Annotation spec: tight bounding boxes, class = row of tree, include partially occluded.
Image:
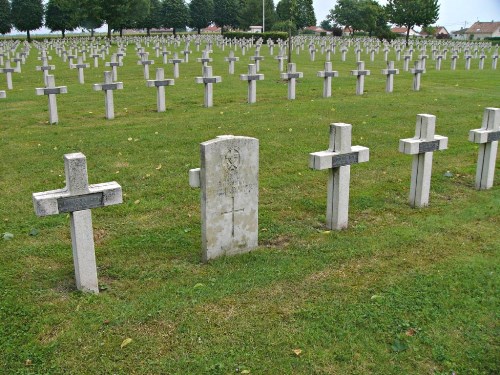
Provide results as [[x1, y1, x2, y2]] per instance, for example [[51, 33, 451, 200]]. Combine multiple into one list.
[[0, 0, 317, 41], [322, 0, 440, 45]]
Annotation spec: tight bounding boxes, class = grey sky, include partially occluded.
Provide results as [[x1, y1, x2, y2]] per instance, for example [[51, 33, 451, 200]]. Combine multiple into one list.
[[313, 0, 500, 31]]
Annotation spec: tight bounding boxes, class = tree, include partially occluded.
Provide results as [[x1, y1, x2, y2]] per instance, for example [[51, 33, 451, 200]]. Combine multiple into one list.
[[11, 0, 44, 42], [45, 0, 80, 38], [161, 0, 189, 36], [213, 0, 239, 33], [189, 0, 213, 34], [100, 0, 149, 37], [79, 0, 103, 37], [0, 0, 12, 35], [386, 0, 439, 46], [238, 0, 276, 31], [329, 0, 366, 35], [137, 0, 162, 36], [276, 0, 314, 29]]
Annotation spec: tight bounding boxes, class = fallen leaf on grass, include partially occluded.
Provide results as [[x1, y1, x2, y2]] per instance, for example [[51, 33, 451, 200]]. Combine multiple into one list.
[[155, 164, 162, 170], [292, 348, 302, 356], [120, 338, 133, 348], [405, 328, 417, 336]]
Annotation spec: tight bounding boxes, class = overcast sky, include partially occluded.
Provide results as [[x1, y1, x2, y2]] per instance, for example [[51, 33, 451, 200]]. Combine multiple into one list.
[[314, 0, 500, 31]]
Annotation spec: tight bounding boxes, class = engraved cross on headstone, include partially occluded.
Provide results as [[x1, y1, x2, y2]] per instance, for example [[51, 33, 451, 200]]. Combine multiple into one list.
[[309, 123, 369, 230], [32, 153, 122, 293], [469, 107, 500, 190], [399, 114, 448, 208]]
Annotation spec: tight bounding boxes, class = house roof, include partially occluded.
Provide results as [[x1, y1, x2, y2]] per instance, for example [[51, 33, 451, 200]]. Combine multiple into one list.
[[202, 26, 221, 32], [305, 26, 327, 33], [466, 21, 500, 34], [451, 27, 468, 35], [436, 26, 448, 34]]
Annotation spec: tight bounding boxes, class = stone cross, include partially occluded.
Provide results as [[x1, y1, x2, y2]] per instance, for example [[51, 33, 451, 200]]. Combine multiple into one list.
[[309, 46, 316, 61], [146, 68, 174, 112], [12, 53, 22, 72], [492, 54, 498, 70], [105, 54, 123, 81], [197, 50, 213, 69], [138, 53, 154, 80], [280, 63, 303, 100], [350, 61, 370, 95], [169, 53, 183, 79], [189, 135, 259, 262], [469, 107, 500, 190], [91, 51, 101, 68], [240, 64, 264, 104], [317, 61, 339, 98], [410, 60, 425, 91], [93, 71, 124, 120], [478, 54, 486, 70], [182, 48, 192, 62], [403, 54, 411, 71], [419, 54, 428, 70], [161, 47, 171, 64], [36, 61, 56, 85], [70, 56, 90, 84], [341, 46, 347, 61], [0, 60, 16, 89], [465, 54, 472, 70], [35, 75, 68, 124], [309, 123, 369, 230], [0, 90, 5, 98], [32, 152, 122, 293], [275, 54, 287, 72], [250, 49, 264, 71], [435, 55, 443, 71], [381, 61, 399, 93], [224, 50, 239, 74], [195, 66, 222, 108], [451, 54, 458, 70], [399, 114, 448, 208]]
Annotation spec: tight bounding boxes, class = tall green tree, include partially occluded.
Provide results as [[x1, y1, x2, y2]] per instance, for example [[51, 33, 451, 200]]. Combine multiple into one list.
[[238, 0, 276, 31], [386, 0, 439, 45], [45, 0, 80, 38], [189, 0, 213, 34], [161, 0, 189, 35], [99, 0, 150, 37], [79, 0, 103, 36], [137, 0, 162, 36], [0, 0, 12, 35], [276, 0, 314, 29], [213, 0, 239, 33], [11, 0, 44, 42], [329, 0, 365, 35]]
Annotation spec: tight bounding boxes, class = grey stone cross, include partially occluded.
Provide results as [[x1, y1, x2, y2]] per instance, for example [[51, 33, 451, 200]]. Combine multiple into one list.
[[350, 61, 370, 95], [195, 66, 222, 107], [317, 61, 339, 98], [146, 68, 174, 112], [35, 75, 68, 124], [240, 64, 264, 104], [93, 71, 124, 120]]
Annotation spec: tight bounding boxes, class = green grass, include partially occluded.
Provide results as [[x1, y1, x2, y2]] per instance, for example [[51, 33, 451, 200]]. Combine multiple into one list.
[[0, 37, 499, 374]]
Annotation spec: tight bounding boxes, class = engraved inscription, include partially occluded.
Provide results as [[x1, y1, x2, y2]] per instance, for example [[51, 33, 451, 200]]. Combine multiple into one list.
[[204, 78, 218, 83], [287, 73, 300, 79], [44, 88, 61, 95], [101, 83, 118, 91], [155, 81, 173, 87], [487, 131, 500, 142], [418, 140, 440, 153], [57, 192, 104, 213], [331, 152, 359, 168]]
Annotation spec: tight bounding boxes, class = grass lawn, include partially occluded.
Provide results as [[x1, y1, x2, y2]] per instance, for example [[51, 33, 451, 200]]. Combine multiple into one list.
[[0, 36, 499, 374]]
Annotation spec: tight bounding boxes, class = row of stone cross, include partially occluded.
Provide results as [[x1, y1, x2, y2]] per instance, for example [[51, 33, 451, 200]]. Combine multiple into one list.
[[32, 108, 500, 293]]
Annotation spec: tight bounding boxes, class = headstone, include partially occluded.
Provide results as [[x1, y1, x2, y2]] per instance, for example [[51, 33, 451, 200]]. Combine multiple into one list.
[[189, 135, 259, 262], [70, 56, 90, 84], [0, 90, 5, 98], [169, 53, 183, 79], [32, 152, 122, 293], [0, 60, 16, 89], [275, 54, 287, 72], [381, 60, 399, 93], [146, 68, 174, 112], [403, 55, 411, 71], [478, 54, 486, 69], [240, 64, 264, 104], [309, 123, 369, 230], [35, 75, 68, 124], [317, 61, 339, 98], [250, 49, 264, 72], [280, 63, 303, 100], [105, 54, 123, 81], [492, 54, 498, 70], [224, 50, 239, 74], [138, 53, 154, 79], [36, 61, 56, 85], [195, 66, 222, 107], [93, 71, 124, 120], [350, 61, 370, 95], [469, 107, 500, 190], [399, 114, 448, 207], [451, 54, 458, 70], [465, 54, 472, 70], [410, 60, 425, 91], [435, 55, 443, 70]]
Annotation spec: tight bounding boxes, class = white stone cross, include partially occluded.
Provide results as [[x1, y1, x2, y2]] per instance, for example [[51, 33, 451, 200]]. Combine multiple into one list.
[[224, 50, 239, 74], [451, 54, 459, 70], [93, 71, 124, 120], [36, 61, 56, 85], [465, 54, 472, 70], [240, 64, 264, 104], [195, 65, 222, 107], [70, 56, 90, 84], [350, 61, 370, 95], [0, 60, 16, 89], [478, 54, 486, 70], [146, 68, 174, 112], [105, 54, 123, 81], [169, 53, 183, 79], [399, 114, 448, 207], [161, 47, 171, 64], [341, 46, 348, 61], [182, 48, 192, 62], [35, 75, 68, 124], [309, 123, 369, 230], [189, 135, 259, 262], [32, 152, 122, 293], [138, 53, 154, 79], [317, 61, 339, 98], [280, 63, 303, 100], [12, 53, 22, 72], [91, 51, 101, 68], [197, 50, 213, 69], [435, 55, 443, 70], [0, 90, 5, 98], [381, 61, 399, 93], [274, 54, 287, 72], [469, 107, 500, 190], [403, 54, 411, 71], [492, 54, 498, 70], [250, 49, 264, 71], [410, 60, 425, 91]]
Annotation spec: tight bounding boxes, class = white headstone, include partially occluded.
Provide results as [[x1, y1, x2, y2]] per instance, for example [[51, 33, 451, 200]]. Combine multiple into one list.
[[32, 153, 122, 293], [280, 63, 303, 100], [317, 61, 339, 98], [350, 61, 370, 95], [240, 64, 264, 104], [195, 66, 222, 108], [189, 135, 259, 262], [35, 75, 68, 124], [93, 71, 124, 120], [381, 61, 399, 93], [146, 68, 175, 112], [399, 114, 448, 207], [469, 107, 500, 190]]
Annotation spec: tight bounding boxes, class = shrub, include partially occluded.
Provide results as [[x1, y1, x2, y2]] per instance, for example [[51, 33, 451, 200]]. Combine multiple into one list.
[[224, 31, 288, 43]]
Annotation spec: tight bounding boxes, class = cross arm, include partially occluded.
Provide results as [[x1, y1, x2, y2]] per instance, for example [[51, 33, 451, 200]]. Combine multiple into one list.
[[309, 146, 369, 170], [195, 76, 222, 84], [36, 65, 55, 71], [146, 79, 175, 88], [33, 181, 122, 217], [398, 135, 448, 154], [240, 74, 264, 81], [317, 71, 339, 78], [35, 86, 68, 95], [381, 69, 399, 75]]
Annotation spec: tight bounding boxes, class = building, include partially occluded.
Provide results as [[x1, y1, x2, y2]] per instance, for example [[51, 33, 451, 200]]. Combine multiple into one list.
[[450, 28, 468, 40], [465, 21, 500, 40], [391, 27, 421, 37], [304, 26, 330, 35]]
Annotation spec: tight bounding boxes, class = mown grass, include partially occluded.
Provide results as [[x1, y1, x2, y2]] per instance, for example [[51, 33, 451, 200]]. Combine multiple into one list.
[[0, 37, 499, 374]]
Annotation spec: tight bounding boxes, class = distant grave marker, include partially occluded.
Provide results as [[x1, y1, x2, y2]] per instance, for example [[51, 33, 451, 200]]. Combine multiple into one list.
[[35, 75, 67, 124]]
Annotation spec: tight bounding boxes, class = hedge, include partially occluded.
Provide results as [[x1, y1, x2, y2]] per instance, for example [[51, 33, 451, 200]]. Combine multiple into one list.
[[223, 31, 288, 43]]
